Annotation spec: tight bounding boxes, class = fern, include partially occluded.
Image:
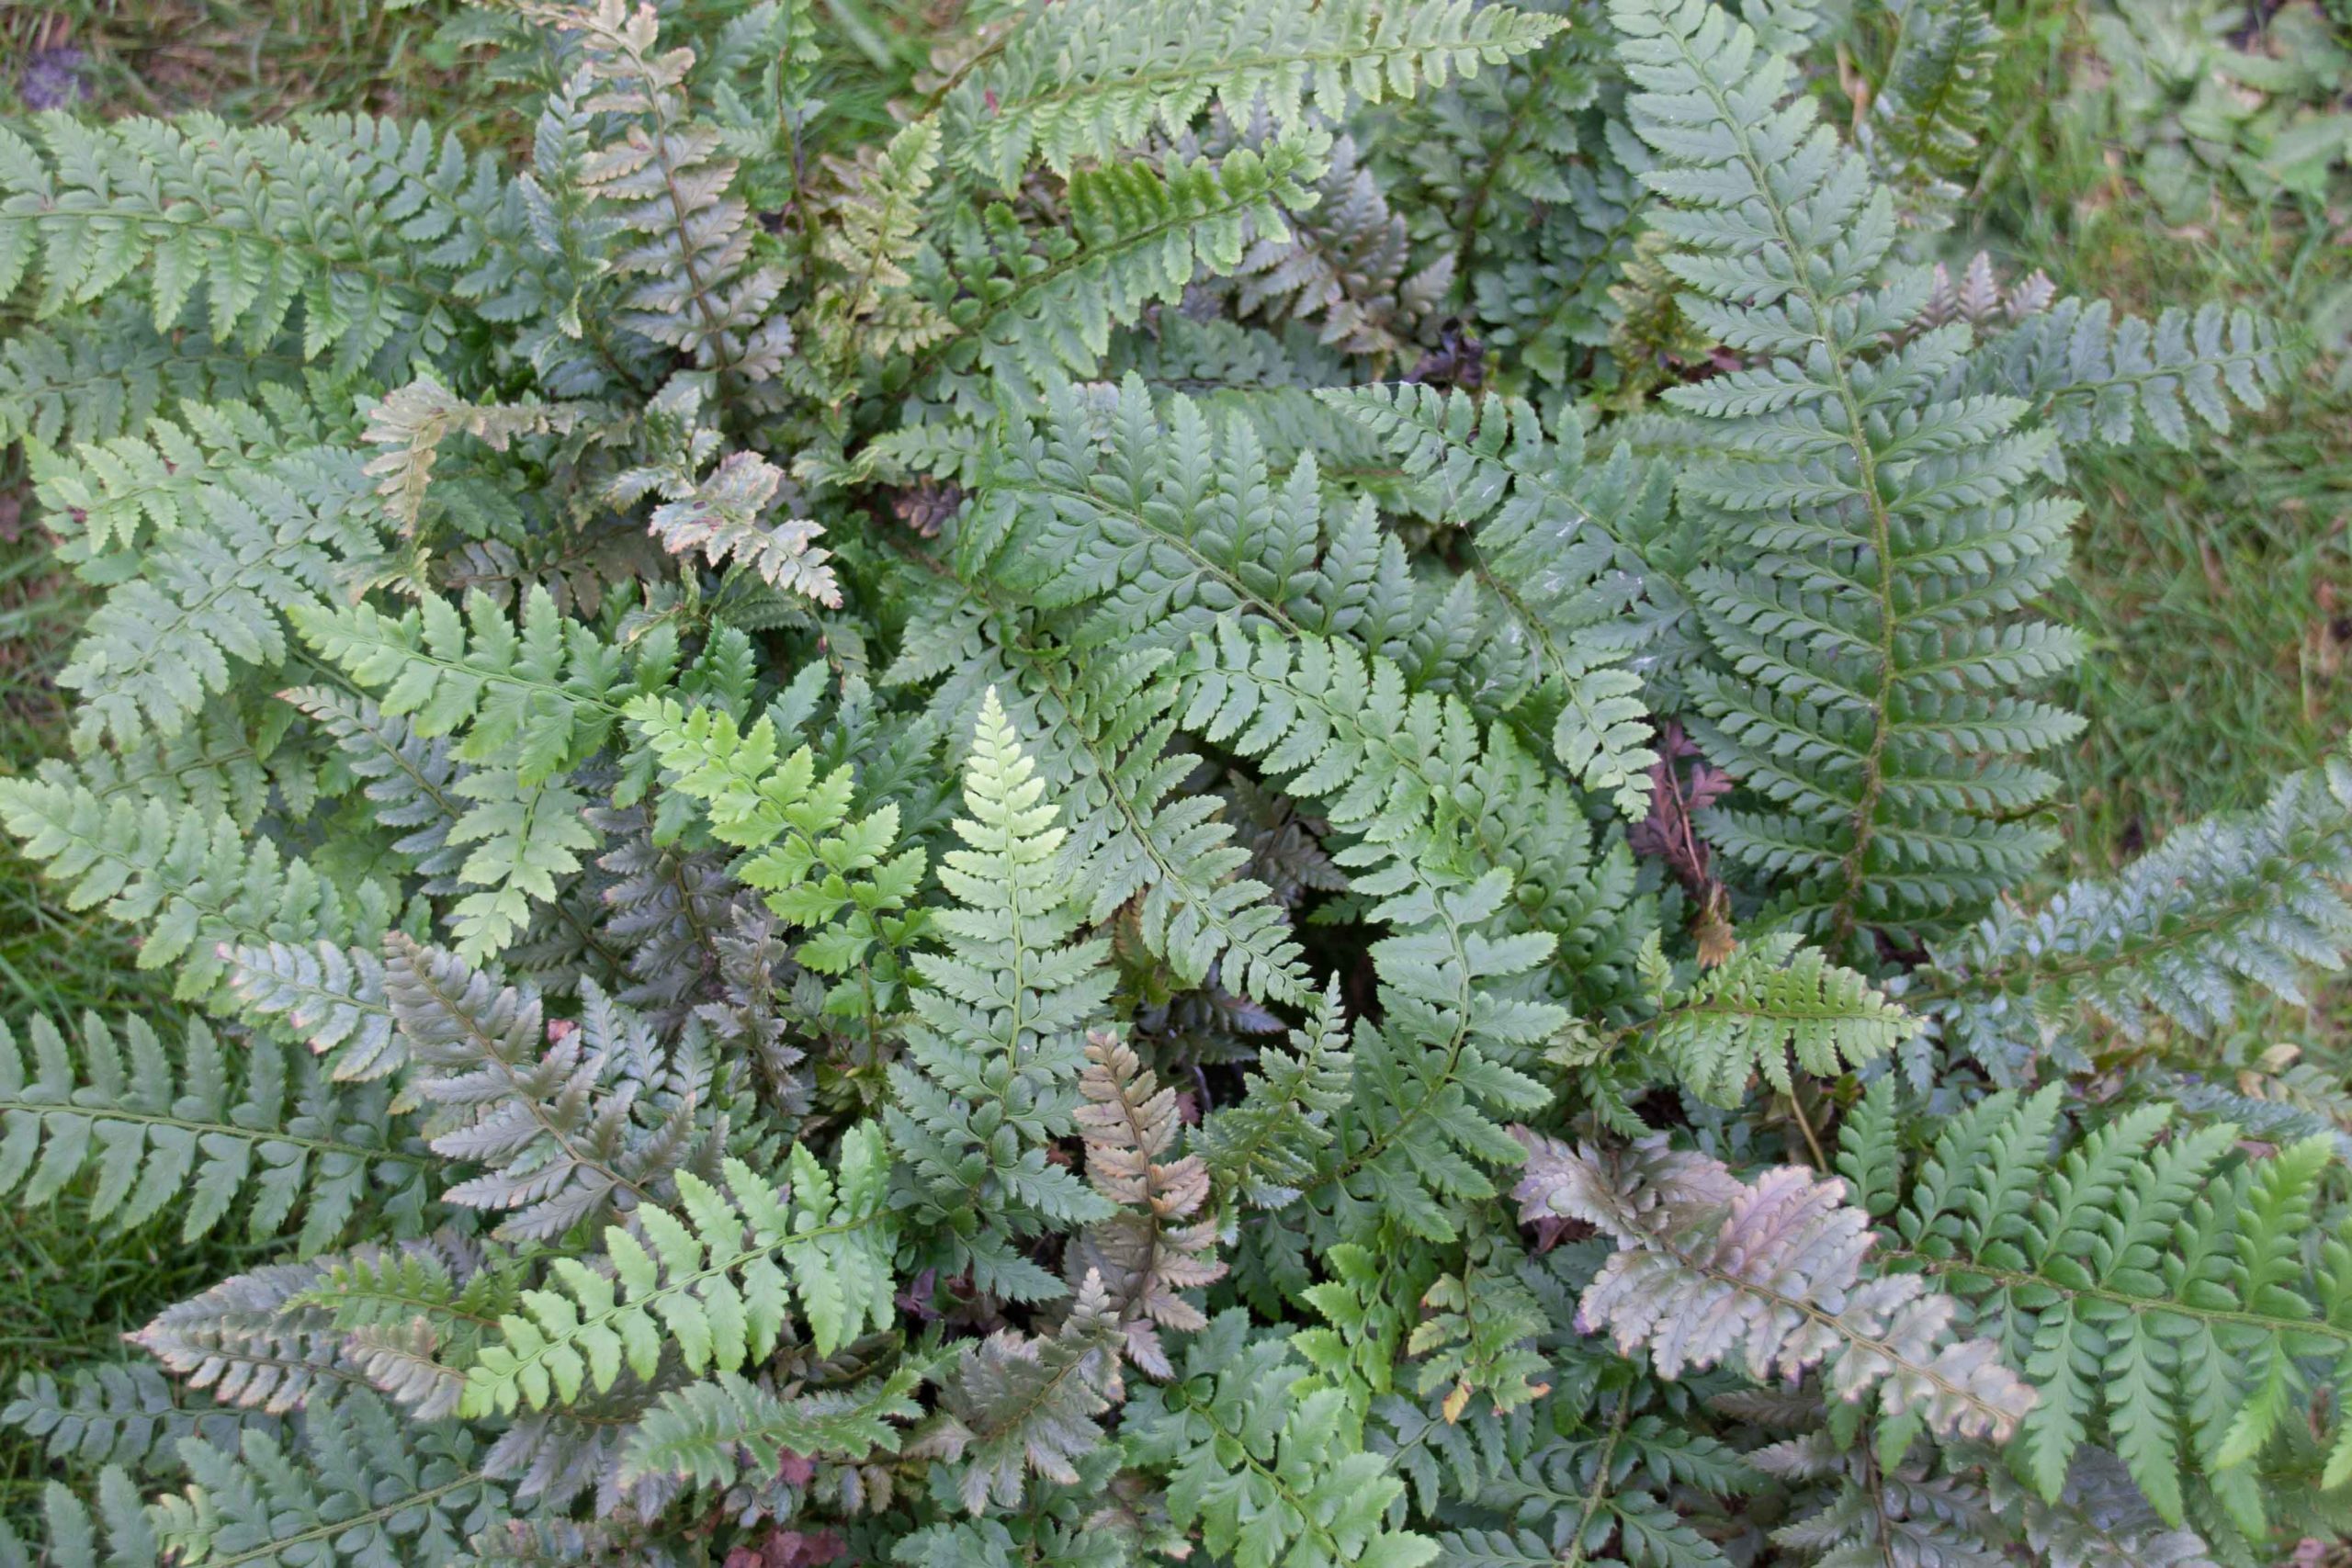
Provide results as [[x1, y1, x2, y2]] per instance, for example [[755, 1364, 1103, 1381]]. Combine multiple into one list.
[[1069, 1032, 1227, 1375], [461, 1134, 896, 1416], [885, 690, 1118, 1300], [917, 1270, 1129, 1515], [619, 1366, 922, 1491], [941, 0, 1566, 190], [1125, 1312, 1438, 1568], [1324, 382, 1661, 816], [1634, 931, 1919, 1107], [1867, 1088, 2352, 1537], [0, 782, 396, 1000], [0, 0, 2342, 1559], [1922, 749, 2352, 1081], [0, 1010, 423, 1258], [1510, 1129, 2037, 1441]]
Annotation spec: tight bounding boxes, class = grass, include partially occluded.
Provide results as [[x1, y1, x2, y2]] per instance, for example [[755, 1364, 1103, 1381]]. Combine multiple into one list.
[[1, 0, 2349, 1533]]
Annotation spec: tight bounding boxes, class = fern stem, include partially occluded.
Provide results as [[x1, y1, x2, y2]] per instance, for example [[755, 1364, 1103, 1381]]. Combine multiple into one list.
[[1562, 1393, 1633, 1568]]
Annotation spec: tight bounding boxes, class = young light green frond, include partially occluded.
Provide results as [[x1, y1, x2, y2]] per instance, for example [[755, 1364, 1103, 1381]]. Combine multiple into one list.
[[900, 606, 1307, 1002], [1640, 931, 1919, 1106], [943, 0, 1564, 189], [1510, 1129, 2035, 1443], [807, 116, 949, 382], [0, 1013, 424, 1258], [461, 1134, 897, 1416], [629, 694, 927, 1015]]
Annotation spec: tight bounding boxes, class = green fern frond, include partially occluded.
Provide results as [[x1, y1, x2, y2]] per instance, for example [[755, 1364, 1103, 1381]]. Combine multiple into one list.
[[1971, 298, 2291, 455], [1611, 0, 2088, 944], [57, 452, 378, 751], [0, 1012, 424, 1257], [1324, 382, 1661, 816], [0, 781, 396, 1000], [943, 0, 1565, 189], [1125, 1312, 1438, 1568], [886, 690, 1119, 1300], [153, 1391, 505, 1568], [620, 1367, 922, 1490], [1637, 931, 1919, 1107], [1924, 749, 2352, 1082], [1883, 1089, 2352, 1536], [460, 1133, 897, 1416]]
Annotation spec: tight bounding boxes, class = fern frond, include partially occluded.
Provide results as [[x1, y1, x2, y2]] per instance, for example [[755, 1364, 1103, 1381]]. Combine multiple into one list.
[[1864, 0, 1999, 217], [916, 1270, 1127, 1515], [1069, 1032, 1226, 1375], [639, 449, 841, 607], [1639, 931, 1919, 1107], [57, 450, 377, 751], [509, 0, 792, 379], [0, 113, 512, 375], [1125, 1311, 1438, 1568], [1324, 382, 1662, 816], [5, 1362, 275, 1479], [619, 1367, 922, 1490], [1199, 978, 1355, 1208], [0, 1011, 423, 1257], [460, 1134, 897, 1415], [152, 1391, 505, 1568], [1924, 749, 2352, 1081], [806, 117, 949, 381], [360, 373, 595, 535], [1970, 298, 2291, 454], [0, 781, 395, 1000], [1886, 1089, 2352, 1535], [1510, 1129, 2036, 1442], [1611, 0, 2088, 942], [943, 0, 1565, 189], [918, 141, 1328, 387], [887, 690, 1118, 1300], [386, 935, 698, 1240]]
